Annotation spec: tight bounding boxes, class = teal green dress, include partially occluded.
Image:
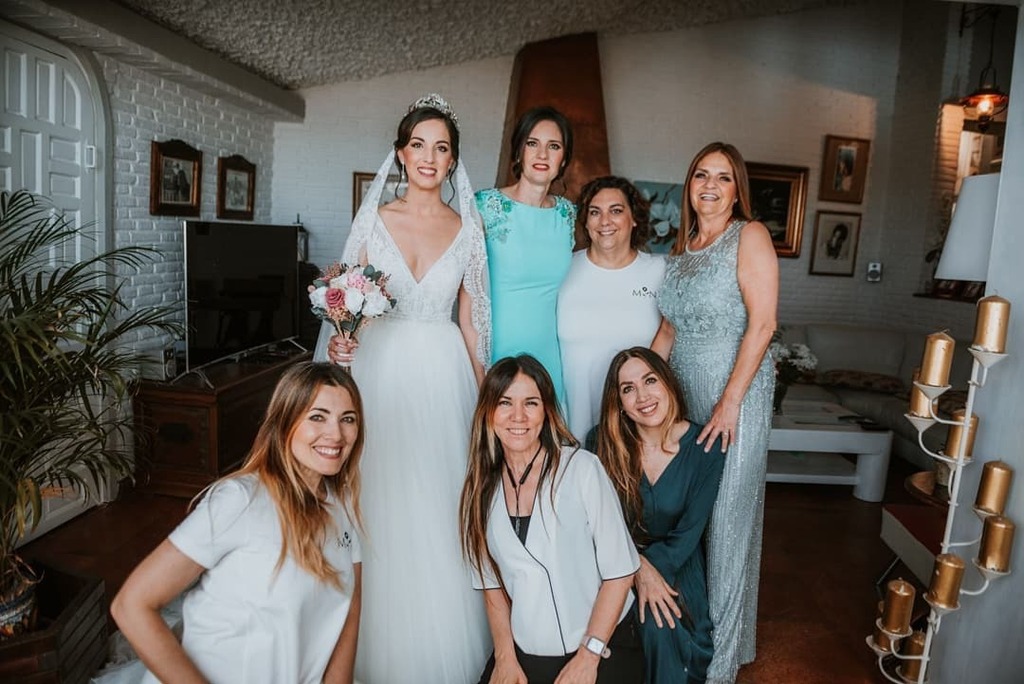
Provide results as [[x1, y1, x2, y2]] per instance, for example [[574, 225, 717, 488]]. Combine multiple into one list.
[[638, 422, 724, 684], [476, 189, 575, 405]]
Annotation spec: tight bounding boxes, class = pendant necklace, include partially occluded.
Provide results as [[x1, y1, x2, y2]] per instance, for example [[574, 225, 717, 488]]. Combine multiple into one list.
[[505, 443, 543, 538]]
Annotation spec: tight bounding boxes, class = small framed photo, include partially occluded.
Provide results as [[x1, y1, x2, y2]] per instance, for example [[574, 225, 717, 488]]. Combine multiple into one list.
[[746, 162, 808, 258], [216, 155, 256, 221], [818, 135, 871, 203], [809, 211, 861, 276], [352, 171, 402, 218], [150, 139, 202, 216]]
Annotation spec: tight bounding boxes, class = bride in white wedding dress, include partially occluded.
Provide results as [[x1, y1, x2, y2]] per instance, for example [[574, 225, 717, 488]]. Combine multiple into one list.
[[313, 95, 491, 683]]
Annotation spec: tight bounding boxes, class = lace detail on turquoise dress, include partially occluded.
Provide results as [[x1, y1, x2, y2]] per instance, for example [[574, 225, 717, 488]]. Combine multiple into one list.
[[476, 189, 514, 242], [656, 218, 774, 684]]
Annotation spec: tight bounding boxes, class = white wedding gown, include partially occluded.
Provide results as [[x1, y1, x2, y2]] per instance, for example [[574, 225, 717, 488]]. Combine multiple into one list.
[[314, 171, 491, 681]]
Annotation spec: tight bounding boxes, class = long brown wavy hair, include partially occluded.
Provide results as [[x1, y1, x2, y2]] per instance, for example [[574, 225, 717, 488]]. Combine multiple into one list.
[[459, 355, 578, 586], [205, 362, 364, 590], [594, 347, 687, 540], [672, 141, 754, 255]]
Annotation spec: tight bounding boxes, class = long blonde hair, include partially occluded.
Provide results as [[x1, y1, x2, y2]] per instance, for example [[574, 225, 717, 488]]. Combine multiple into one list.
[[594, 348, 687, 540], [459, 355, 578, 586], [203, 362, 364, 589]]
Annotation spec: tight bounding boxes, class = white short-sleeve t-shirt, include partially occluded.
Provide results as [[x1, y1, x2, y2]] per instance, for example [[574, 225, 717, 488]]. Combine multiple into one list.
[[557, 250, 666, 439], [142, 474, 361, 684]]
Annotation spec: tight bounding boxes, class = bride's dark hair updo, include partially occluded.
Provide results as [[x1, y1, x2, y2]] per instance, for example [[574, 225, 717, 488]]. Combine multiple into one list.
[[394, 105, 461, 171]]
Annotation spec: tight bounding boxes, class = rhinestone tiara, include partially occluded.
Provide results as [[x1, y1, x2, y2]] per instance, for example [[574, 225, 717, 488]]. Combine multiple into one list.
[[409, 93, 458, 127]]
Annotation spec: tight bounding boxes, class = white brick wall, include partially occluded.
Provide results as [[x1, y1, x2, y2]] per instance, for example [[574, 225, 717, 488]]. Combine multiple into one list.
[[272, 56, 514, 269], [275, 1, 974, 341], [101, 56, 276, 350]]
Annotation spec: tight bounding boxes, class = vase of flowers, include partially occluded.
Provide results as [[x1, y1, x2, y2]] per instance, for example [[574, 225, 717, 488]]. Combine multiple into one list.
[[768, 338, 818, 413]]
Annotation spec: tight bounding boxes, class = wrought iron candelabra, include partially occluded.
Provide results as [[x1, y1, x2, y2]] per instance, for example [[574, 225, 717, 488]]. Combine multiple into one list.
[[866, 296, 1014, 683]]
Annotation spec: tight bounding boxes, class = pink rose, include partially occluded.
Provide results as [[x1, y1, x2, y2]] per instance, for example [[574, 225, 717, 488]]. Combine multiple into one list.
[[346, 273, 369, 291], [325, 288, 346, 309]]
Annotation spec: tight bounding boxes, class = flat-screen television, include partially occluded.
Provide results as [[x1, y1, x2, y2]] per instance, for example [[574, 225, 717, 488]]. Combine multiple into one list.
[[184, 221, 299, 371]]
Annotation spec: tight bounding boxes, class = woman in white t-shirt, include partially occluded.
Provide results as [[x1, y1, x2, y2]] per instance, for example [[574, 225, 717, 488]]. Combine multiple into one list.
[[112, 362, 365, 684], [459, 354, 642, 683], [558, 176, 667, 440]]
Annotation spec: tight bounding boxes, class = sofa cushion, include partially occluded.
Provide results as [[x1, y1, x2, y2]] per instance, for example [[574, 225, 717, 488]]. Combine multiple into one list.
[[819, 369, 905, 394]]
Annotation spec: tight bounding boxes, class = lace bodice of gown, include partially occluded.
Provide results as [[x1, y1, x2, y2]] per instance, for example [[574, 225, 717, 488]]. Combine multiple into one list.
[[362, 214, 470, 323], [658, 219, 749, 341]]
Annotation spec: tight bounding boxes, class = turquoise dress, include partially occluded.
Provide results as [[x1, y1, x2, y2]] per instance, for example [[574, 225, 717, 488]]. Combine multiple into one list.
[[637, 423, 724, 684], [656, 219, 774, 684], [476, 189, 575, 404]]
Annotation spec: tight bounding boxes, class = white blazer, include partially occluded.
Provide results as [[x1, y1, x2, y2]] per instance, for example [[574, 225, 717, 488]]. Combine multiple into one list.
[[473, 446, 640, 656]]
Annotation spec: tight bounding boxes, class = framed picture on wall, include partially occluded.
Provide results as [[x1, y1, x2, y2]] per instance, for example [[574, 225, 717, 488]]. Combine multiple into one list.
[[150, 139, 202, 216], [216, 155, 255, 221], [352, 171, 402, 218], [746, 162, 808, 258], [818, 135, 871, 203], [809, 211, 861, 276]]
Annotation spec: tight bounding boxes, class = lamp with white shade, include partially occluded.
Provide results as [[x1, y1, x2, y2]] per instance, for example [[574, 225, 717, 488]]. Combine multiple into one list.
[[934, 173, 1000, 282]]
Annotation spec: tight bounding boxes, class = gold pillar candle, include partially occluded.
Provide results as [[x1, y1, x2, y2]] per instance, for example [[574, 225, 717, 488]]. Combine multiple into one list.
[[872, 600, 893, 653], [943, 410, 979, 460], [919, 332, 955, 386], [899, 630, 927, 682], [975, 460, 1014, 515], [881, 578, 915, 634], [908, 368, 933, 417], [925, 554, 964, 608], [973, 295, 1010, 353], [978, 515, 1015, 572]]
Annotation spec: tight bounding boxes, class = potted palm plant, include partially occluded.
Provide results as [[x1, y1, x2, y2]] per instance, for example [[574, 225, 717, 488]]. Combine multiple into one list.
[[0, 189, 178, 643]]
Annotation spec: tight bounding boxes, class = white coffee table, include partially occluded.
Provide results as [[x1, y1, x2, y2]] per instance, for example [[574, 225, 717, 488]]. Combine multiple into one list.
[[767, 400, 892, 502]]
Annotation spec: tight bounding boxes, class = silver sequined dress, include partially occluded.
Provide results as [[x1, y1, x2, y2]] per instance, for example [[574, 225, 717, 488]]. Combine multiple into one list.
[[656, 219, 774, 684]]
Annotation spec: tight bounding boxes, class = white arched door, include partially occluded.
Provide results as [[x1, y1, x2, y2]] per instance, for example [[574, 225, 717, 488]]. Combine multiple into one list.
[[1, 21, 113, 541]]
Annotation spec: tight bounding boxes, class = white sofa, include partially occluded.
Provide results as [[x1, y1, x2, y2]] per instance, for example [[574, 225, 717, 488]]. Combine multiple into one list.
[[778, 323, 972, 472]]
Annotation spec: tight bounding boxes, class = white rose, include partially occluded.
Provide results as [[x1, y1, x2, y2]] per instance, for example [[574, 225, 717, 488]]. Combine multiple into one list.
[[362, 289, 390, 317], [308, 286, 328, 310], [329, 276, 346, 288], [344, 288, 365, 315]]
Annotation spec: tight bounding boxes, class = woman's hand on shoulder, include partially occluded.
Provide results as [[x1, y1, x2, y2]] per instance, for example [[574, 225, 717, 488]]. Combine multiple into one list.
[[634, 555, 683, 629], [697, 397, 740, 454]]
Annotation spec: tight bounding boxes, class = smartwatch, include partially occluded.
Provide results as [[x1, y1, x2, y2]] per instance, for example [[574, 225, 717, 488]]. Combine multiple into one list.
[[580, 634, 611, 659]]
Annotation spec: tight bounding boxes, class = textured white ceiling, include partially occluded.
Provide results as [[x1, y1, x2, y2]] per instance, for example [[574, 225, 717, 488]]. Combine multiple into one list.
[[112, 0, 857, 89]]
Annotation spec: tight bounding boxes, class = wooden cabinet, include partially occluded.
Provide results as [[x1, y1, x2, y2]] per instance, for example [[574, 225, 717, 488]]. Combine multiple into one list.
[[133, 352, 310, 497]]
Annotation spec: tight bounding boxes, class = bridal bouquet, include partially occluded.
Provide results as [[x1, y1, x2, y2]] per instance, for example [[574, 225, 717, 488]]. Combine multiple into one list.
[[308, 262, 397, 342]]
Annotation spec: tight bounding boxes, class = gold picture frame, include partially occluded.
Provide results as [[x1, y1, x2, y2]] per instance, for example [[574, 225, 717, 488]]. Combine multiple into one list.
[[352, 171, 401, 219], [746, 162, 808, 258], [818, 135, 871, 203]]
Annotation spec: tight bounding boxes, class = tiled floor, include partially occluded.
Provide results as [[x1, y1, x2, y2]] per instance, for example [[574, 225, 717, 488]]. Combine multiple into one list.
[[21, 458, 926, 683]]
